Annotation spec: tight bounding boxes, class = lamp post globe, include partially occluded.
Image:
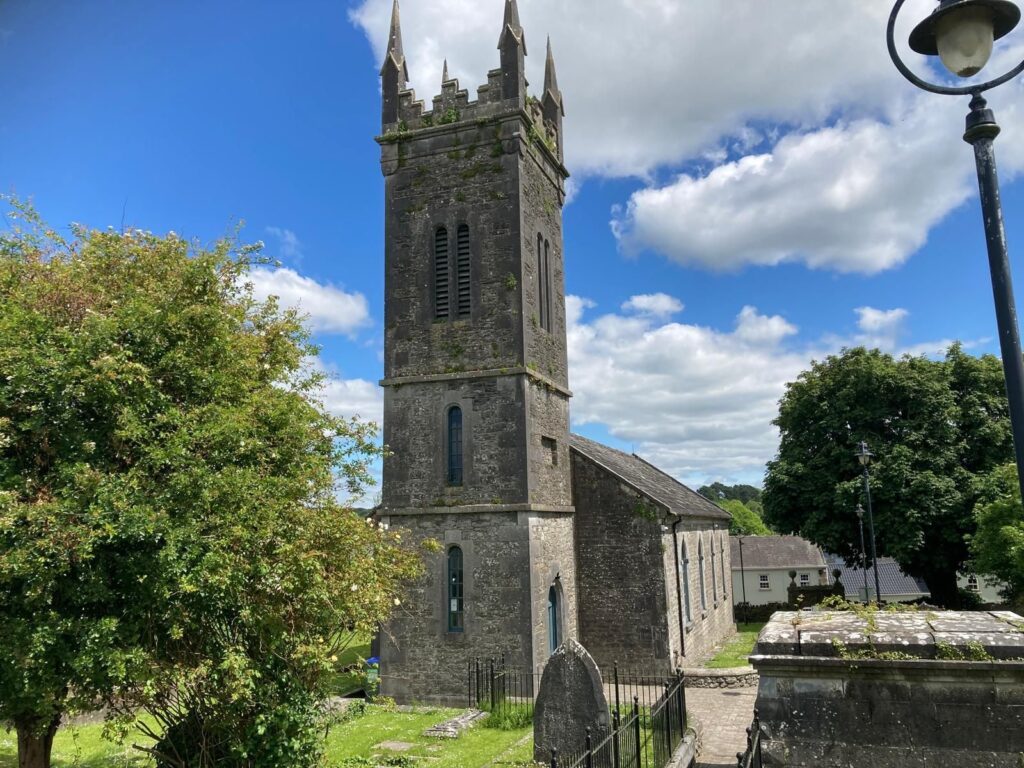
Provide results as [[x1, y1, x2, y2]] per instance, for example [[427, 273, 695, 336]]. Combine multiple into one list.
[[909, 0, 1020, 76], [889, 0, 1024, 511]]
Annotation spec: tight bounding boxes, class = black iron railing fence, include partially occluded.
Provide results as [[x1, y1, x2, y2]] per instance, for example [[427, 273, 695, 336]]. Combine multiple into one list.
[[467, 658, 683, 728], [554, 674, 687, 768], [736, 710, 763, 768], [467, 658, 688, 768]]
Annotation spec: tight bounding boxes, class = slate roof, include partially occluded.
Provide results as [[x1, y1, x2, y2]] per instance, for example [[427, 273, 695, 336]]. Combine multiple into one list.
[[826, 554, 931, 599], [568, 434, 730, 521], [729, 535, 826, 570]]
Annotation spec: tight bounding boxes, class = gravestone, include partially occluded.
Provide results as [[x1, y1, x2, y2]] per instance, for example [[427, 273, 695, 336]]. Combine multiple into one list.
[[533, 639, 610, 764]]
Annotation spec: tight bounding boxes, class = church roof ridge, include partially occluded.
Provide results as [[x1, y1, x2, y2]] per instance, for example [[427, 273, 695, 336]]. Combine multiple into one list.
[[569, 433, 730, 522]]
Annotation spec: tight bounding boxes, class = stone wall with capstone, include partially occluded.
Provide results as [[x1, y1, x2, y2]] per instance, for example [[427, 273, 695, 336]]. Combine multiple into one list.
[[751, 609, 1024, 767]]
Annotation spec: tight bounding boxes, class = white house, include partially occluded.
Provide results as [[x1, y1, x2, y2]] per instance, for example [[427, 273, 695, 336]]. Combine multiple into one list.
[[730, 536, 828, 607]]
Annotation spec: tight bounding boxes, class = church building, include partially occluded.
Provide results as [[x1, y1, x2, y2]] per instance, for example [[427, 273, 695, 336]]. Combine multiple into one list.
[[374, 0, 734, 704]]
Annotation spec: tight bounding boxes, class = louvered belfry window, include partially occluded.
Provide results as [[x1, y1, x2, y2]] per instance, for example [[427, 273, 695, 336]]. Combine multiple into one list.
[[434, 226, 450, 319], [447, 406, 463, 486], [456, 225, 471, 318], [537, 234, 548, 331]]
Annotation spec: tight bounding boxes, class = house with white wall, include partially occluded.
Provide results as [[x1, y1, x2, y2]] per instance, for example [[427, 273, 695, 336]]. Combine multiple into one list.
[[730, 536, 828, 607]]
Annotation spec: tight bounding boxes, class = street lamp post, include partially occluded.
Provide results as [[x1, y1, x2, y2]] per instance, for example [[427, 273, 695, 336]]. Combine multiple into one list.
[[856, 505, 871, 603], [888, 0, 1024, 503], [856, 442, 883, 603]]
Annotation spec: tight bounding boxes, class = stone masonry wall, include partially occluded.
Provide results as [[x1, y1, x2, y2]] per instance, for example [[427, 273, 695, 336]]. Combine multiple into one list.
[[752, 610, 1024, 766], [664, 525, 735, 666], [527, 381, 571, 508], [571, 452, 673, 674], [378, 510, 533, 704], [382, 377, 527, 509], [528, 513, 579, 670]]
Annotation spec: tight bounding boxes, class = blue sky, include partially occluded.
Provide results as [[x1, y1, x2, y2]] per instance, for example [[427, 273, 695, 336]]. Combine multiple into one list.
[[2, 0, 1023, 493]]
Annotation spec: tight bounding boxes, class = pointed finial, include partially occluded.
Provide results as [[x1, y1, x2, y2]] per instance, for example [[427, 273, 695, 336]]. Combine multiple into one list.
[[498, 0, 526, 54], [544, 36, 559, 98], [381, 0, 409, 82], [443, 58, 450, 83]]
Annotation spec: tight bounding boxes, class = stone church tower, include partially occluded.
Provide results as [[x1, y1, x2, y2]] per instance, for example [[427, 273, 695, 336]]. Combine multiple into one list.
[[376, 0, 577, 702]]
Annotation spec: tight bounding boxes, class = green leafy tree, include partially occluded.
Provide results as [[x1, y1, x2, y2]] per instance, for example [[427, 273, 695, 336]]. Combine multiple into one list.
[[698, 482, 762, 505], [763, 345, 1012, 607], [0, 203, 421, 768], [718, 499, 772, 536], [970, 465, 1024, 604]]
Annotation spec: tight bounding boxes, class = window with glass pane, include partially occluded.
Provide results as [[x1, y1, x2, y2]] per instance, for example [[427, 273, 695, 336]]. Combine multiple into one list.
[[448, 546, 464, 632], [447, 406, 463, 486]]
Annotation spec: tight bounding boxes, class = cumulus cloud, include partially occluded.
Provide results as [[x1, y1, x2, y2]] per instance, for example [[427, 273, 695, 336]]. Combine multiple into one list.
[[352, 0, 1024, 274], [265, 226, 303, 263], [566, 297, 961, 487], [612, 85, 1024, 273], [351, 0, 913, 177], [249, 267, 371, 337], [622, 293, 684, 318]]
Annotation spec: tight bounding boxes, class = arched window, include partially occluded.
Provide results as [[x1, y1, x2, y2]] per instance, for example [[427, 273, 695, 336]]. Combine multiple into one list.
[[537, 234, 547, 331], [448, 546, 464, 632], [434, 227, 450, 319], [698, 538, 707, 612], [447, 406, 463, 486], [711, 537, 718, 603], [543, 239, 552, 332], [456, 225, 471, 318], [547, 585, 561, 654], [681, 541, 692, 625], [720, 533, 728, 597]]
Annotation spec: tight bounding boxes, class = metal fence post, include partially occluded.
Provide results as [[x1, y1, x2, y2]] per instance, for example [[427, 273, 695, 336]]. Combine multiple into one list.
[[475, 659, 481, 707], [490, 658, 496, 711], [551, 748, 559, 768], [612, 708, 622, 768], [585, 726, 593, 768], [632, 696, 641, 768], [664, 680, 673, 755], [613, 660, 621, 715], [676, 670, 686, 735]]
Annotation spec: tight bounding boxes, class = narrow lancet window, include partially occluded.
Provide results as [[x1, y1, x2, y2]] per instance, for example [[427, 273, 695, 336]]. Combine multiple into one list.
[[456, 225, 471, 318], [698, 539, 707, 612], [537, 234, 547, 331], [447, 406, 463, 486], [448, 546, 464, 632], [682, 541, 692, 625], [435, 227, 450, 319], [543, 239, 552, 332]]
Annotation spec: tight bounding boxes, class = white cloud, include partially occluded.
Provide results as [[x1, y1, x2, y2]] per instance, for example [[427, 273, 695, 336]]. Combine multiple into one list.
[[351, 0, 912, 178], [622, 293, 684, 318], [353, 0, 1024, 274], [566, 297, 964, 487], [265, 226, 303, 263], [249, 267, 371, 337], [611, 86, 1024, 273]]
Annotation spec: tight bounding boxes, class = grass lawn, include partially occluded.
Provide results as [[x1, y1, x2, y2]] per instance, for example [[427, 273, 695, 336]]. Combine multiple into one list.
[[326, 634, 373, 697], [0, 705, 536, 768], [705, 622, 766, 669]]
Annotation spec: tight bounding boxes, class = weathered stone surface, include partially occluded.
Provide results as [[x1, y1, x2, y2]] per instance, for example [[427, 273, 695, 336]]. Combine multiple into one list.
[[751, 610, 1024, 766], [533, 640, 610, 763]]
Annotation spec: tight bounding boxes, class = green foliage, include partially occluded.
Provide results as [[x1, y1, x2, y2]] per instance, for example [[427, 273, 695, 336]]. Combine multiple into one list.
[[0, 201, 422, 767], [970, 464, 1024, 602], [699, 482, 762, 505], [717, 499, 772, 536], [480, 703, 533, 730], [438, 108, 460, 125], [763, 345, 1013, 607]]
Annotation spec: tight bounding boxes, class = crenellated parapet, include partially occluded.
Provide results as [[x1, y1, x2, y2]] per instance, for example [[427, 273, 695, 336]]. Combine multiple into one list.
[[378, 0, 564, 167]]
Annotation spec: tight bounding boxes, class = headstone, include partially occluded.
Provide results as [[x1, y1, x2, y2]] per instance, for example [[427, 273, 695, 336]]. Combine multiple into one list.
[[533, 639, 610, 764]]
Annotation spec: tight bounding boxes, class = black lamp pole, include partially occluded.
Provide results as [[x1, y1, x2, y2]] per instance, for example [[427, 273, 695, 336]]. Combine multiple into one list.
[[856, 505, 870, 603], [856, 442, 883, 603], [888, 0, 1024, 503]]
